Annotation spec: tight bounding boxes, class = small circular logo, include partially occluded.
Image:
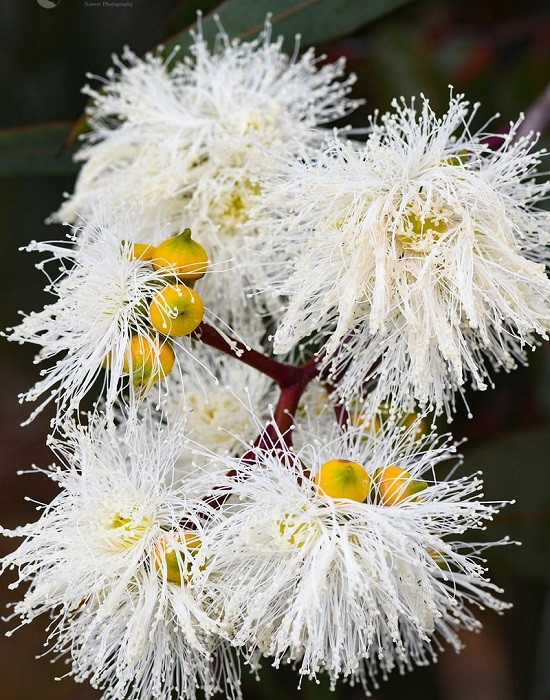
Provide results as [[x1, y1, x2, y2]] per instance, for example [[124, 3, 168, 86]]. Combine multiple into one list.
[[37, 0, 60, 8]]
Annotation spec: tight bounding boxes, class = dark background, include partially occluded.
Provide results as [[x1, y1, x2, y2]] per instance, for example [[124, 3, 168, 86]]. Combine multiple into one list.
[[0, 1, 549, 699]]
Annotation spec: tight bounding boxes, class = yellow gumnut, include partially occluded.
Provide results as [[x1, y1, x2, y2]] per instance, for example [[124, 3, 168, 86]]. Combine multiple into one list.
[[155, 532, 202, 585], [350, 401, 391, 434], [122, 334, 175, 386], [374, 465, 427, 506], [152, 228, 209, 281], [130, 242, 155, 261], [402, 412, 427, 440], [149, 284, 204, 337], [349, 405, 383, 434], [314, 459, 371, 503], [427, 547, 449, 570]]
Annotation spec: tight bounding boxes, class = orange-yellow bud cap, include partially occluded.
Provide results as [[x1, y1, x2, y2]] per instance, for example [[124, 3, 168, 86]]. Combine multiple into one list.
[[152, 229, 209, 281], [374, 465, 427, 506], [402, 413, 427, 440], [130, 243, 155, 261], [314, 459, 370, 503], [149, 283, 204, 337], [122, 334, 175, 387]]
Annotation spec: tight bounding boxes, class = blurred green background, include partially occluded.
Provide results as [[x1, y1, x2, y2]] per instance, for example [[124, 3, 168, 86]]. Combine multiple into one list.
[[0, 1, 549, 698]]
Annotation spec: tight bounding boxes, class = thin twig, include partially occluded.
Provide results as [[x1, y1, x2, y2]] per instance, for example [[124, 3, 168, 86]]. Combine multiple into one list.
[[198, 334, 326, 509], [192, 321, 301, 387], [514, 83, 550, 141]]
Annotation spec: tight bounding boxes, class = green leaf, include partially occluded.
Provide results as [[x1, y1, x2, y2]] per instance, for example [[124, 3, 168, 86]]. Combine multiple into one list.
[[1, 0, 415, 177], [162, 0, 415, 56], [462, 427, 550, 581], [162, 0, 222, 38], [532, 584, 550, 700], [0, 122, 79, 177]]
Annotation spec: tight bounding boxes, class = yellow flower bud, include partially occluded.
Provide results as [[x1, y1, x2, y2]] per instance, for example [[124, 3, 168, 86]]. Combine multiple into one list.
[[373, 465, 427, 506], [351, 412, 383, 434], [149, 283, 204, 337], [122, 334, 175, 387], [427, 547, 449, 570], [402, 412, 427, 440], [152, 229, 208, 281], [314, 459, 371, 503], [155, 532, 203, 585], [130, 242, 155, 261]]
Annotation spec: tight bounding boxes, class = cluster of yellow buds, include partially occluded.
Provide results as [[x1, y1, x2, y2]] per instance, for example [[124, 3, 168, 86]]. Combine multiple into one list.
[[122, 229, 209, 389], [314, 459, 427, 506]]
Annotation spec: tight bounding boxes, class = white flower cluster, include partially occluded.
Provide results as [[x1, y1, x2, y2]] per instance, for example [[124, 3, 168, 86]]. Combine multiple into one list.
[[253, 94, 550, 417], [199, 418, 510, 689], [3, 15, 548, 700], [9, 212, 203, 425], [52, 21, 359, 335], [2, 410, 510, 698], [2, 413, 241, 700]]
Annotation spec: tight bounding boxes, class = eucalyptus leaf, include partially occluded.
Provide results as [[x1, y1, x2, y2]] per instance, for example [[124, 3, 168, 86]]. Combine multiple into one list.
[[463, 428, 550, 581], [162, 0, 415, 56], [0, 123, 78, 177], [0, 0, 416, 177]]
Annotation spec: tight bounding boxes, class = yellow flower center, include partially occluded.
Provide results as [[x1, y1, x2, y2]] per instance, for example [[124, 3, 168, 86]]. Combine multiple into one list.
[[106, 510, 153, 549], [274, 507, 321, 551], [215, 180, 261, 233], [396, 212, 448, 248]]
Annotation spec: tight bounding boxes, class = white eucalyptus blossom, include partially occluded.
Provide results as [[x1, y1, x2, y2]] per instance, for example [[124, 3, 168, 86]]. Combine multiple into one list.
[[7, 211, 212, 424], [51, 20, 360, 336], [2, 10, 533, 695], [254, 93, 550, 417], [1, 411, 240, 700], [198, 415, 510, 692], [155, 346, 277, 474]]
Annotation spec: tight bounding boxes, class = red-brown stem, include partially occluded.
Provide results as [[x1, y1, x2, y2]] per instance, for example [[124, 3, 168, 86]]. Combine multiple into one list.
[[483, 82, 550, 150], [193, 323, 324, 438], [205, 421, 286, 510], [191, 322, 301, 387], [198, 335, 324, 510], [273, 357, 319, 434], [514, 83, 550, 141]]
